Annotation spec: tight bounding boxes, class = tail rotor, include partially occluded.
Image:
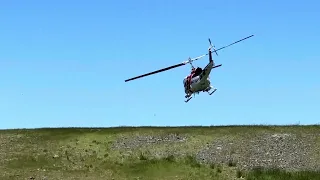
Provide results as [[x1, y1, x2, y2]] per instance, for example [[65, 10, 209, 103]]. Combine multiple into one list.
[[208, 38, 218, 56]]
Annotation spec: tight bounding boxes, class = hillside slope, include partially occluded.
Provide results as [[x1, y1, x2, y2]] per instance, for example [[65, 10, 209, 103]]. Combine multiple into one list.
[[1, 125, 319, 179]]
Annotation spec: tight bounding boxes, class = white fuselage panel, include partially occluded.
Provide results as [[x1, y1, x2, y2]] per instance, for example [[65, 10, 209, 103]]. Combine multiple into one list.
[[183, 75, 210, 94]]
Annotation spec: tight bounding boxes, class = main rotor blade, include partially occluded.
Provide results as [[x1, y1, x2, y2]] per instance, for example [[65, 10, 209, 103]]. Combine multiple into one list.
[[211, 35, 254, 54], [124, 62, 185, 82]]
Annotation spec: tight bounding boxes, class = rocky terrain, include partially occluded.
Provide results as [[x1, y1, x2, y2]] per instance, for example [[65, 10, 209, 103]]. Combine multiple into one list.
[[0, 125, 319, 179], [111, 127, 320, 171]]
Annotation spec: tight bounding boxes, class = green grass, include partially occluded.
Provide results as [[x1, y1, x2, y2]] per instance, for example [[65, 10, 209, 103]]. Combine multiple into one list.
[[108, 155, 237, 180], [0, 125, 319, 179]]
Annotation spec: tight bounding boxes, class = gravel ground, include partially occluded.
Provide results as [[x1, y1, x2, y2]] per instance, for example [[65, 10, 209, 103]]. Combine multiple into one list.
[[111, 131, 320, 171], [196, 132, 319, 171], [111, 133, 188, 149]]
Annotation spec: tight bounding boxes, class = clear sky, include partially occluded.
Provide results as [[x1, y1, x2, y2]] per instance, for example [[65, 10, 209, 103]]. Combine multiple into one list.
[[1, 0, 319, 129]]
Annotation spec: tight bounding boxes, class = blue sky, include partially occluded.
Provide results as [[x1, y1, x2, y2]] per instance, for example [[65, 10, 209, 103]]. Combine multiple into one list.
[[1, 0, 319, 129]]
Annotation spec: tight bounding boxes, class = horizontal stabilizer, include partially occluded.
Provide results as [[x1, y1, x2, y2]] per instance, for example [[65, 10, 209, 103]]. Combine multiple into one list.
[[212, 64, 222, 69]]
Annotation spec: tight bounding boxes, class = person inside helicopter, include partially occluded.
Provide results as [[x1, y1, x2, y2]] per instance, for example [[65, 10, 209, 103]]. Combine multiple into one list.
[[192, 67, 203, 77]]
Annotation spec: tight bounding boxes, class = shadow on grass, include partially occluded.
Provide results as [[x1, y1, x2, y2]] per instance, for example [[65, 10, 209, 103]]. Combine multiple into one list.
[[246, 167, 320, 180]]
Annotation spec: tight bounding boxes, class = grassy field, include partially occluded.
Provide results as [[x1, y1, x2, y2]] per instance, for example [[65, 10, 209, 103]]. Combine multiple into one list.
[[0, 125, 319, 179]]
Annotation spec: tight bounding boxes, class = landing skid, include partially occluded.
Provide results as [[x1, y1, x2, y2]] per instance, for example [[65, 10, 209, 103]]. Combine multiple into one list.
[[185, 93, 192, 103], [203, 86, 217, 95], [184, 87, 217, 103], [185, 96, 192, 103], [208, 88, 217, 95]]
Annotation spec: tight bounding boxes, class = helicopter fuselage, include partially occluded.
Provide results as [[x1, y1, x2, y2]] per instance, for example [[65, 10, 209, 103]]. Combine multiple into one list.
[[183, 59, 215, 95], [183, 74, 211, 94]]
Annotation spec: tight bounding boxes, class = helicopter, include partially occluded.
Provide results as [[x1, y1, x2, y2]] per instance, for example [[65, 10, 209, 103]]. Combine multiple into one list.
[[124, 34, 254, 103]]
